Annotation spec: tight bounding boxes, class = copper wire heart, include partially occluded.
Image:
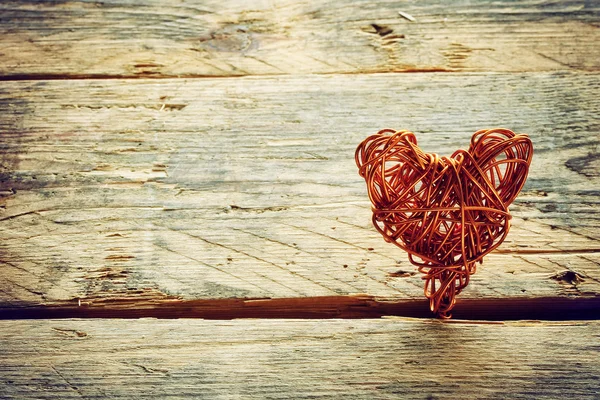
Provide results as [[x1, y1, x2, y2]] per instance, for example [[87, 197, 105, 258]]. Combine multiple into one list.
[[356, 128, 533, 317]]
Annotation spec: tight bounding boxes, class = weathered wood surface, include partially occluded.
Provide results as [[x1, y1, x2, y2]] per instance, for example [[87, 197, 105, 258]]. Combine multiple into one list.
[[1, 318, 599, 399], [1, 73, 599, 313], [0, 1, 598, 398], [1, 0, 599, 79]]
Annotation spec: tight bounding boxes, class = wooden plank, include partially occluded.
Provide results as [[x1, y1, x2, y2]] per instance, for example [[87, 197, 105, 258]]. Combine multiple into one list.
[[1, 0, 599, 78], [1, 73, 599, 311], [0, 318, 599, 399]]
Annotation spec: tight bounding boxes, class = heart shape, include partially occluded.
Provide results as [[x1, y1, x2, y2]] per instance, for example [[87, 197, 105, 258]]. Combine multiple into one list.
[[356, 128, 533, 317]]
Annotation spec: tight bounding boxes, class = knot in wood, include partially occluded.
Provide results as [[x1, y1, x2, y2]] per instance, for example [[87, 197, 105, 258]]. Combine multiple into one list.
[[355, 128, 533, 318]]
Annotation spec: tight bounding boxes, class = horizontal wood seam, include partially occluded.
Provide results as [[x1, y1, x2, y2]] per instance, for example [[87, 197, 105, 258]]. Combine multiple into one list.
[[1, 295, 598, 321], [3, 68, 598, 81]]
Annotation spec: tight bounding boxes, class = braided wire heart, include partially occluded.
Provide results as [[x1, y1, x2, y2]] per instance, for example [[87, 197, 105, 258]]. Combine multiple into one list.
[[355, 128, 533, 317]]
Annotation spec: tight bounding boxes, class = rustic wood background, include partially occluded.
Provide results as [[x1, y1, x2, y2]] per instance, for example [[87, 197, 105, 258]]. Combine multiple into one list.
[[1, 0, 599, 397]]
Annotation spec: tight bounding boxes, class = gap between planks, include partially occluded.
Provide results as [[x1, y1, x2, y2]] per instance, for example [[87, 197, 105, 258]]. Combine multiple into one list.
[[1, 295, 599, 321], [0, 70, 459, 82]]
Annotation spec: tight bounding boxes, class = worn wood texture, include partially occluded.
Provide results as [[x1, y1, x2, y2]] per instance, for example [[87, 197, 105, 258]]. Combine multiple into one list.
[[1, 73, 599, 311], [1, 0, 599, 79], [1, 318, 599, 399]]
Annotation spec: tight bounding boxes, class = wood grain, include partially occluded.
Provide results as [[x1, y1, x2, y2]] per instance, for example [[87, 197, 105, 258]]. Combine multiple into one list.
[[1, 318, 599, 399], [1, 72, 598, 312], [0, 2, 598, 398], [1, 0, 599, 79]]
